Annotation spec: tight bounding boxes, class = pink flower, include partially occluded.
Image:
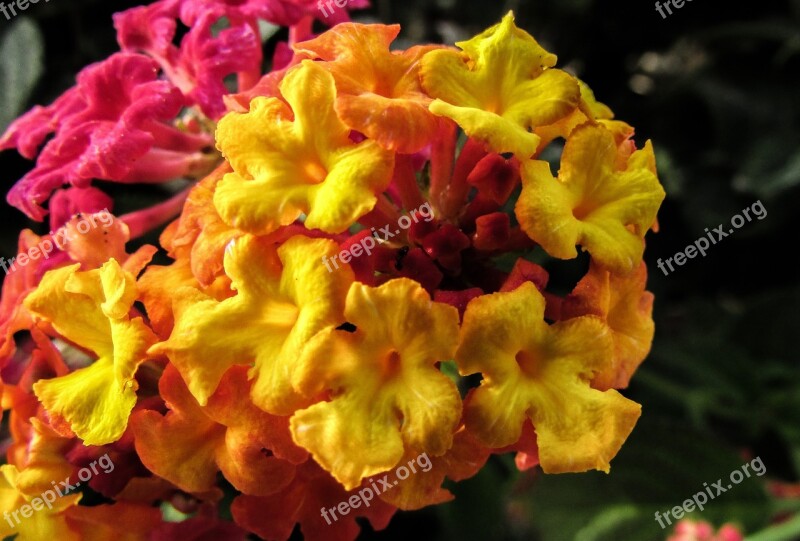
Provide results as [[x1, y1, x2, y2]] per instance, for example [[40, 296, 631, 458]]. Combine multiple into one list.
[[114, 1, 263, 118], [1, 53, 213, 221], [667, 519, 744, 541], [1, 0, 370, 223], [114, 0, 370, 118], [48, 188, 114, 231]]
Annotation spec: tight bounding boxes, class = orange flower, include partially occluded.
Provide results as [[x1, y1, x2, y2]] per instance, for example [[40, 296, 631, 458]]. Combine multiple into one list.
[[132, 365, 306, 496], [137, 256, 232, 340], [232, 461, 396, 541], [295, 23, 441, 153], [562, 262, 655, 390], [167, 163, 243, 287]]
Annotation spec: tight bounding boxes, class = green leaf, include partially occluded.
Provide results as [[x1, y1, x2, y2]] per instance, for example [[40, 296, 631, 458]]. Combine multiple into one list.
[[0, 17, 44, 132], [734, 144, 800, 199]]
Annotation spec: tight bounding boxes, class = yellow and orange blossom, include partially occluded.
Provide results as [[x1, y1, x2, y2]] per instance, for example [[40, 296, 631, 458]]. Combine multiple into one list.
[[455, 282, 641, 473]]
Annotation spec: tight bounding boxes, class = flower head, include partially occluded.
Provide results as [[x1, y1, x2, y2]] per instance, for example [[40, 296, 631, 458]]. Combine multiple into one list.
[[0, 8, 667, 539]]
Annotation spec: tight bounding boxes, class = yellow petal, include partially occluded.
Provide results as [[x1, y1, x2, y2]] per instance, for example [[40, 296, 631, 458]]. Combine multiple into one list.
[[214, 60, 394, 235], [33, 359, 137, 446], [25, 260, 156, 445], [0, 464, 81, 541], [291, 278, 461, 489], [154, 234, 353, 415], [25, 264, 112, 359], [421, 12, 580, 157], [515, 124, 665, 273], [290, 376, 404, 491], [455, 282, 641, 473]]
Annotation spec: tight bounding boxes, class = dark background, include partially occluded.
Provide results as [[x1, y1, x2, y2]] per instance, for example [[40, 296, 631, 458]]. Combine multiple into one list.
[[1, 0, 799, 539]]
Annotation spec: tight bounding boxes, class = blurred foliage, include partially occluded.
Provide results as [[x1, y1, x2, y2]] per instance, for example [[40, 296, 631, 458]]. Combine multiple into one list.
[[1, 0, 799, 540], [0, 18, 43, 130]]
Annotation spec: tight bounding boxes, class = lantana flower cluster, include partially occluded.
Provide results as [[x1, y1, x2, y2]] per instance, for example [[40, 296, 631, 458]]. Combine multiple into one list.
[[0, 2, 665, 539]]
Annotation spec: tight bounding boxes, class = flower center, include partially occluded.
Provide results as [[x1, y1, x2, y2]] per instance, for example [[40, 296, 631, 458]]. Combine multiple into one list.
[[515, 350, 543, 378], [572, 200, 597, 220], [380, 349, 403, 380], [303, 161, 328, 184]]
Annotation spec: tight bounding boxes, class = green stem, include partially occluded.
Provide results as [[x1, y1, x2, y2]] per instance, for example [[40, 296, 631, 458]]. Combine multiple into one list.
[[745, 514, 800, 541]]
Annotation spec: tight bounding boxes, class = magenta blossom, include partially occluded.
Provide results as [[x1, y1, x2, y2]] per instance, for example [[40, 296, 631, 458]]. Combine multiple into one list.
[[1, 0, 368, 226], [1, 53, 214, 221]]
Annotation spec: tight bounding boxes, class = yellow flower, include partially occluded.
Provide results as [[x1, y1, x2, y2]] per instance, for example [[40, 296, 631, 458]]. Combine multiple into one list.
[[11, 419, 74, 498], [26, 260, 157, 446], [214, 60, 395, 235], [515, 124, 665, 273], [455, 282, 641, 473], [420, 11, 580, 158], [152, 234, 353, 415], [290, 278, 462, 490], [534, 78, 616, 151], [0, 464, 81, 541]]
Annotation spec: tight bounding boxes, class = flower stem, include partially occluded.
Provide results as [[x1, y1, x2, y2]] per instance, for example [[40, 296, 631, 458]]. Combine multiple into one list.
[[745, 515, 800, 541]]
